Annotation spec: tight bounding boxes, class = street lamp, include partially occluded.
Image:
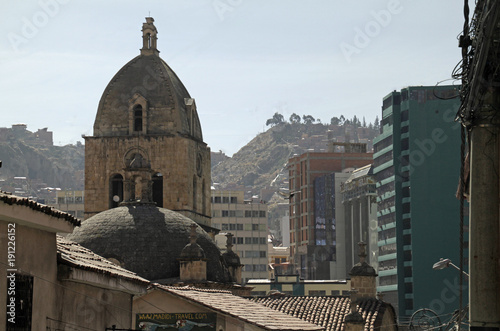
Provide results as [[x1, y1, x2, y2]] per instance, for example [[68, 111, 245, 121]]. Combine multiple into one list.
[[432, 258, 469, 278]]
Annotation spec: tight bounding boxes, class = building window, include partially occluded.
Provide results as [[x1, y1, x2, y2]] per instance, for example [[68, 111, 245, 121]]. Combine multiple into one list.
[[259, 211, 266, 217], [222, 210, 229, 217], [133, 105, 143, 132], [110, 174, 123, 208], [260, 251, 266, 258], [152, 173, 163, 208], [6, 274, 33, 330], [230, 197, 238, 203]]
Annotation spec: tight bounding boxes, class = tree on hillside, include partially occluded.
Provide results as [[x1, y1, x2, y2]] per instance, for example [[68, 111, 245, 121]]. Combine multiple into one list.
[[289, 113, 301, 124], [302, 115, 315, 124], [374, 115, 380, 130], [352, 115, 359, 127], [331, 116, 341, 125], [362, 116, 367, 127], [266, 112, 285, 127], [340, 115, 345, 125]]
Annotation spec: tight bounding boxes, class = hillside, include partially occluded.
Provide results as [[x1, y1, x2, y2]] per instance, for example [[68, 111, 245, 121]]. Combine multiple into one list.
[[211, 122, 378, 200], [0, 126, 84, 200]]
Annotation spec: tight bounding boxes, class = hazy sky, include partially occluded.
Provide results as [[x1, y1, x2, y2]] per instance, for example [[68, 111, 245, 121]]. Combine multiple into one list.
[[0, 1, 470, 156]]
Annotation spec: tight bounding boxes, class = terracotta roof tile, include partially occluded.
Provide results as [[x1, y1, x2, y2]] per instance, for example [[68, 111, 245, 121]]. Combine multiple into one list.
[[154, 285, 323, 331], [0, 191, 81, 226], [57, 235, 149, 284], [251, 296, 396, 331]]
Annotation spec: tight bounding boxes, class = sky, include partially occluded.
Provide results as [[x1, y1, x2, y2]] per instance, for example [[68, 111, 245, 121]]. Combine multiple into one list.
[[0, 1, 471, 156]]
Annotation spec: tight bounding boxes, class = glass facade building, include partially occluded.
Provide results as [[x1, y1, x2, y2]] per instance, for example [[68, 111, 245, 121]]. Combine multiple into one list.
[[373, 85, 467, 323]]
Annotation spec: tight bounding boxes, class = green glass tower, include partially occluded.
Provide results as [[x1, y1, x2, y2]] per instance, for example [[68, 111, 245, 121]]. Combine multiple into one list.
[[373, 85, 467, 323]]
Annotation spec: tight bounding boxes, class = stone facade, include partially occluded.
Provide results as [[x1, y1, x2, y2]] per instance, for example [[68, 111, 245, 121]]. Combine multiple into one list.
[[84, 17, 211, 226], [350, 275, 377, 299], [180, 260, 207, 282], [84, 135, 211, 225]]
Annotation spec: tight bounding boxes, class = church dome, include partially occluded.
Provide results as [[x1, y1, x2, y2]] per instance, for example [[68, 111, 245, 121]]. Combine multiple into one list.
[[92, 17, 203, 141], [67, 204, 230, 283]]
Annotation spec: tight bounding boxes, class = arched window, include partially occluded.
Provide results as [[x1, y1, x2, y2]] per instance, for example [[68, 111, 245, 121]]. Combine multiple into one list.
[[146, 33, 151, 49], [134, 105, 143, 132], [110, 174, 123, 208], [153, 173, 163, 207]]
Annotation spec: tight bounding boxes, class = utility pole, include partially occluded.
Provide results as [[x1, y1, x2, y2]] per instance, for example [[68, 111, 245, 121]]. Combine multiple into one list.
[[458, 1, 500, 329], [469, 98, 500, 330]]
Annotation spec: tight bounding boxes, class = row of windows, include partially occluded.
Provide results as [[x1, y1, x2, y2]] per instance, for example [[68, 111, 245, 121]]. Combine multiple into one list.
[[214, 210, 266, 218], [215, 223, 267, 232], [379, 243, 397, 256], [244, 251, 267, 258], [229, 236, 268, 245], [379, 259, 397, 271], [212, 196, 238, 204], [373, 150, 393, 168], [379, 274, 397, 286], [244, 264, 267, 272], [374, 135, 392, 153], [379, 228, 396, 242]]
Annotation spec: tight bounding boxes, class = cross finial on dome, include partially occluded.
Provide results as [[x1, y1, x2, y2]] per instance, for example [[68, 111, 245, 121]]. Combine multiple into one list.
[[141, 17, 159, 56]]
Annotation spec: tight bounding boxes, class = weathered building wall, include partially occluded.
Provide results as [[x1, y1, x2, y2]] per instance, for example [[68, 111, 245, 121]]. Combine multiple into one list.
[[84, 135, 211, 225]]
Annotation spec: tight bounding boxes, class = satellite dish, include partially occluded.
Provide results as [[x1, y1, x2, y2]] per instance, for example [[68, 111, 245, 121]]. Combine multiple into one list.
[[113, 195, 120, 202]]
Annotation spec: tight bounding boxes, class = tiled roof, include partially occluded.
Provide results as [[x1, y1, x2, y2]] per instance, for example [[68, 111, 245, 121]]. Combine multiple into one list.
[[0, 191, 80, 226], [251, 296, 396, 331], [153, 285, 324, 331], [57, 235, 149, 284]]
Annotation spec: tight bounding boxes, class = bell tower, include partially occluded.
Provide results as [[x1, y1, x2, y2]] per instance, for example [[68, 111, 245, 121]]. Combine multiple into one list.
[[141, 17, 159, 56], [84, 18, 212, 227]]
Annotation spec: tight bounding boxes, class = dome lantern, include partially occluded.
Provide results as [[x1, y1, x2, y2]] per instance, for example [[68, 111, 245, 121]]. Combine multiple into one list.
[[141, 17, 159, 56]]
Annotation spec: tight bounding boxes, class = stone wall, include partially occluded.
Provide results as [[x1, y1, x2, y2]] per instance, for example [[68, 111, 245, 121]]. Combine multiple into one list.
[[84, 134, 211, 225]]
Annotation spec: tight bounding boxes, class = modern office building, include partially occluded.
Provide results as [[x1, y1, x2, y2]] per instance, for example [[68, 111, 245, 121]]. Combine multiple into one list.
[[287, 144, 373, 280], [211, 190, 269, 283], [340, 164, 378, 276], [373, 85, 466, 322]]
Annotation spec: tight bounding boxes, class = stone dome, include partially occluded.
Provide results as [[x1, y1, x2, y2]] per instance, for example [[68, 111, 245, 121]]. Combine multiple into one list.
[[67, 204, 230, 283], [92, 18, 202, 141]]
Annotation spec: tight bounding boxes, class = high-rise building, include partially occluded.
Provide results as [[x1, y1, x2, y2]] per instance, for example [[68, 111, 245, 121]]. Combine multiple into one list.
[[373, 85, 466, 322], [340, 164, 378, 277], [287, 145, 373, 280], [211, 190, 269, 283]]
